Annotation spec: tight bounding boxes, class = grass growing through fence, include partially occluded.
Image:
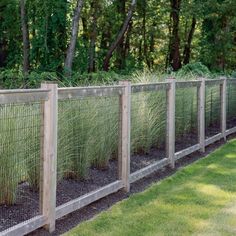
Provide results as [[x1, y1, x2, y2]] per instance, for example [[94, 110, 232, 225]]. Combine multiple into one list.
[[0, 73, 235, 205], [227, 81, 236, 128], [0, 103, 41, 204], [66, 139, 236, 236], [57, 96, 119, 180]]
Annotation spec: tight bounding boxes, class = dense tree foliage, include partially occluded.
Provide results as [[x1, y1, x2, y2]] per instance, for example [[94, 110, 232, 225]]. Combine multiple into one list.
[[0, 0, 235, 76]]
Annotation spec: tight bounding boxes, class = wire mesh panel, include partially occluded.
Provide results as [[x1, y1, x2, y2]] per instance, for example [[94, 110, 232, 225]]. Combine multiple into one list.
[[0, 102, 42, 232], [57, 95, 119, 207], [205, 84, 221, 138], [130, 89, 166, 173], [227, 80, 236, 129], [175, 86, 198, 152]]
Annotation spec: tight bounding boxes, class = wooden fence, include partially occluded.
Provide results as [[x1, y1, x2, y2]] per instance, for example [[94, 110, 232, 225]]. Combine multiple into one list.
[[1, 77, 236, 236]]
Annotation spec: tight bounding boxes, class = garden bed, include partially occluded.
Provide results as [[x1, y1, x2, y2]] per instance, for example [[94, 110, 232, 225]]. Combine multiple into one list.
[[28, 133, 236, 236], [1, 119, 236, 233]]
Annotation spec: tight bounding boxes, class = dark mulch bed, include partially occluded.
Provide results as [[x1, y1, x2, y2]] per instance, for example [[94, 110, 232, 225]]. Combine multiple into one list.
[[227, 117, 236, 129], [0, 119, 236, 234], [28, 134, 236, 236], [0, 147, 166, 231]]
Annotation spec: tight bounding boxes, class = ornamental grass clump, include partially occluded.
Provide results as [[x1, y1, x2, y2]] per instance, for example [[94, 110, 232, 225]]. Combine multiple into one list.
[[175, 87, 198, 141], [0, 103, 42, 204], [24, 103, 42, 190], [131, 91, 166, 154], [227, 82, 236, 123], [0, 72, 235, 206], [58, 99, 93, 180], [57, 96, 119, 180], [205, 85, 221, 130], [0, 105, 22, 205]]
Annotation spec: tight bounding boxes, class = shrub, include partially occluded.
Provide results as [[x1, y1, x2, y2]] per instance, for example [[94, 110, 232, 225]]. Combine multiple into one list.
[[231, 71, 236, 78], [177, 62, 211, 77]]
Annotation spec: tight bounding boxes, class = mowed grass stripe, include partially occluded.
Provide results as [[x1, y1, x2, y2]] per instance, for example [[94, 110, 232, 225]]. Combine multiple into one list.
[[65, 139, 236, 236]]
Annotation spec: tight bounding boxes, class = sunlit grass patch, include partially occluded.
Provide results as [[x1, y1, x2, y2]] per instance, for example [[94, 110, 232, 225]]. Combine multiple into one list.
[[66, 139, 236, 236]]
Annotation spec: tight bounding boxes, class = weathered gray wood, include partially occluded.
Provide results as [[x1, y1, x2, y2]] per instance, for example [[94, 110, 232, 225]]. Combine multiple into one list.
[[0, 89, 49, 104], [175, 144, 200, 160], [58, 85, 124, 99], [56, 180, 123, 220], [131, 82, 170, 93], [39, 100, 45, 215], [227, 79, 236, 84], [205, 79, 224, 85], [0, 88, 50, 94], [166, 78, 176, 168], [220, 77, 227, 140], [175, 80, 201, 88], [226, 127, 236, 136], [205, 133, 223, 146], [118, 81, 131, 192], [129, 158, 169, 184], [0, 215, 46, 236], [40, 83, 58, 233], [197, 78, 205, 152]]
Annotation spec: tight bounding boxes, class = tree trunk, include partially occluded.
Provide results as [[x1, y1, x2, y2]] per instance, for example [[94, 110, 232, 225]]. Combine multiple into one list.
[[88, 0, 99, 73], [142, 0, 150, 69], [124, 21, 133, 57], [64, 0, 84, 75], [169, 0, 182, 71], [103, 0, 137, 71], [115, 0, 126, 70], [20, 0, 30, 75], [183, 17, 196, 65], [149, 23, 155, 69], [0, 40, 7, 68]]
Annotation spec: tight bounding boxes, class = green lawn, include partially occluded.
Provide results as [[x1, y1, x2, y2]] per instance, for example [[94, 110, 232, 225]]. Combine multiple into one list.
[[66, 140, 236, 236]]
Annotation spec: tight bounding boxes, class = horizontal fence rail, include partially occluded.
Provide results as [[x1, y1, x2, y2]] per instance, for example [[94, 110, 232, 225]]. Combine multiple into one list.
[[0, 89, 49, 104], [175, 80, 201, 88], [131, 82, 170, 93], [1, 77, 236, 236], [58, 85, 124, 99]]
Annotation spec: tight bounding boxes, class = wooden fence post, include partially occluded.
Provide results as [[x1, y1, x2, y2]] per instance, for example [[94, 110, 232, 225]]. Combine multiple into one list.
[[197, 77, 205, 152], [166, 78, 176, 168], [118, 81, 131, 192], [40, 82, 58, 232], [220, 77, 227, 141]]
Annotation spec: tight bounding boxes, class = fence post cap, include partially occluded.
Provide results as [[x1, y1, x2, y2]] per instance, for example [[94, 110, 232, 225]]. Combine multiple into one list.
[[166, 77, 176, 84], [119, 80, 131, 85], [41, 82, 58, 90], [197, 77, 206, 81], [41, 81, 58, 85], [219, 76, 227, 80]]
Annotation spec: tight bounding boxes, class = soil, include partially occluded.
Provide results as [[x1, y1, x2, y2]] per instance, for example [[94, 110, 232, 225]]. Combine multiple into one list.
[[0, 119, 236, 234]]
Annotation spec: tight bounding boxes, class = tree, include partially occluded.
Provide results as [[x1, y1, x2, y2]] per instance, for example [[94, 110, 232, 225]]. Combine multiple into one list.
[[115, 0, 126, 70], [168, 0, 182, 71], [183, 17, 196, 65], [65, 0, 84, 75], [88, 0, 100, 73], [103, 0, 137, 71], [20, 0, 30, 75]]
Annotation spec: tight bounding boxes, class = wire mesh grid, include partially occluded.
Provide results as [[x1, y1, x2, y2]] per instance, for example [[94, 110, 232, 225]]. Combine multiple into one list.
[[175, 86, 198, 152], [56, 95, 120, 206], [130, 89, 167, 173], [0, 102, 42, 232], [227, 81, 236, 129], [205, 84, 221, 138]]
